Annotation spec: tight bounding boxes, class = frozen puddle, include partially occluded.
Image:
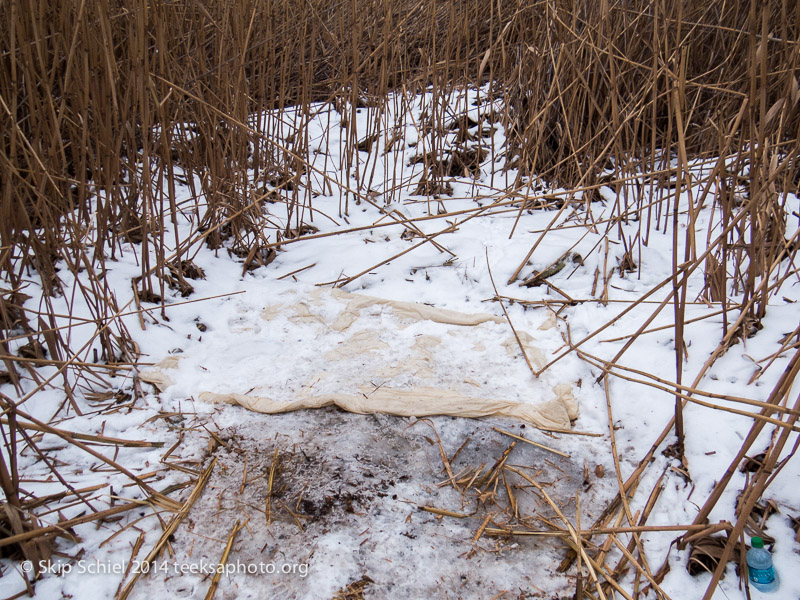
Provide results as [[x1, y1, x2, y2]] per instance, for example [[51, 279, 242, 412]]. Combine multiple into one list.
[[129, 407, 608, 600]]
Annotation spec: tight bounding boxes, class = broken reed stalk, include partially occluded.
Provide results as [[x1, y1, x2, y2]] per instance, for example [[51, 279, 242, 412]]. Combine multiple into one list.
[[0, 500, 148, 551], [423, 420, 459, 491], [600, 376, 661, 597], [484, 523, 732, 537], [0, 418, 164, 448], [204, 519, 245, 600], [114, 533, 145, 599], [0, 398, 174, 505], [420, 505, 470, 519], [485, 250, 539, 379], [330, 222, 458, 288], [491, 427, 569, 458], [265, 447, 279, 525], [480, 442, 515, 492], [575, 493, 583, 600], [608, 470, 669, 596], [505, 466, 611, 600], [472, 513, 494, 545], [577, 351, 800, 428], [597, 307, 735, 344], [117, 457, 216, 600], [609, 534, 673, 600]]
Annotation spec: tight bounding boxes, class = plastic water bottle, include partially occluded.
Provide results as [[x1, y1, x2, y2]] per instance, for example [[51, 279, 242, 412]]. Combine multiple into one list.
[[747, 536, 779, 593]]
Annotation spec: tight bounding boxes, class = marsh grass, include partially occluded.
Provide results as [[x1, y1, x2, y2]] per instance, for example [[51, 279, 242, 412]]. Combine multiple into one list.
[[1, 1, 799, 596]]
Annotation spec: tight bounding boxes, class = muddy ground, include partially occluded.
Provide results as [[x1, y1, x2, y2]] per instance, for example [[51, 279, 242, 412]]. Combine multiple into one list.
[[130, 406, 611, 600]]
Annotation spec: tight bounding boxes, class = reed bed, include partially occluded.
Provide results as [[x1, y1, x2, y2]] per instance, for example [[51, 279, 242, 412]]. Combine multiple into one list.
[[1, 0, 799, 597], [2, 0, 798, 359]]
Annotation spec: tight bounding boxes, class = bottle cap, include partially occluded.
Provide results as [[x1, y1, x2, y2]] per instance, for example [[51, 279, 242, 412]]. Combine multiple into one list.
[[751, 536, 764, 548]]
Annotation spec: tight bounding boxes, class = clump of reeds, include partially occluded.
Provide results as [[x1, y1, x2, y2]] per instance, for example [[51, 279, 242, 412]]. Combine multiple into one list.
[[2, 0, 797, 362]]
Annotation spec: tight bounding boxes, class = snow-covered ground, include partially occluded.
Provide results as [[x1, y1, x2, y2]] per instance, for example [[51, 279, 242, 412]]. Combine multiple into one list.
[[2, 85, 798, 599]]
